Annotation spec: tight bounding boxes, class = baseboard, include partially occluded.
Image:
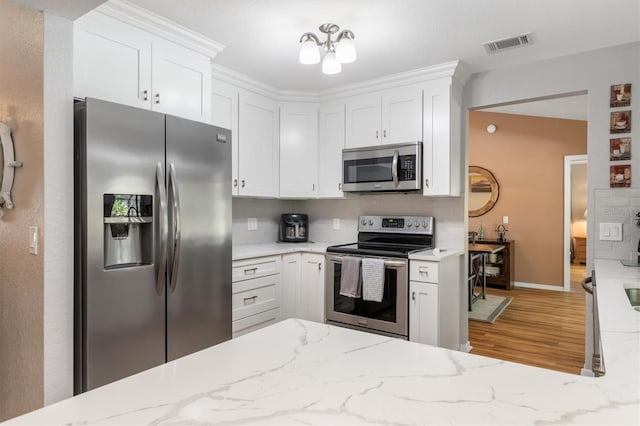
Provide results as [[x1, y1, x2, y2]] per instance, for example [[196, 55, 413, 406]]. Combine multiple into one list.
[[514, 281, 565, 292], [459, 341, 472, 353]]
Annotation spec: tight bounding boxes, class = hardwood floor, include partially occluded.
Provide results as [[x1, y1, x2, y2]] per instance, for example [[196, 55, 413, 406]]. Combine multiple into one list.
[[468, 264, 588, 375]]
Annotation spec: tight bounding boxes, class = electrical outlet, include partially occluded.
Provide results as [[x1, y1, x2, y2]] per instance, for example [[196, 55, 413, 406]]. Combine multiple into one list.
[[502, 216, 509, 224], [247, 218, 258, 231], [333, 218, 341, 230], [29, 226, 38, 255]]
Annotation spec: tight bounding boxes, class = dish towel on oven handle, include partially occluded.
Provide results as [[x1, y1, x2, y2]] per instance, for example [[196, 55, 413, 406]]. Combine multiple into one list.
[[339, 256, 362, 298], [362, 258, 385, 302]]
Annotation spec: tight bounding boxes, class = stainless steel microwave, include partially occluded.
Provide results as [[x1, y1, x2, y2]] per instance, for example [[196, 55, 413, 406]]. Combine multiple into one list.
[[342, 142, 422, 192]]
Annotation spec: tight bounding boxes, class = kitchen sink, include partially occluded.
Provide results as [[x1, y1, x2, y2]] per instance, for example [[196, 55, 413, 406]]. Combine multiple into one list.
[[624, 288, 640, 311]]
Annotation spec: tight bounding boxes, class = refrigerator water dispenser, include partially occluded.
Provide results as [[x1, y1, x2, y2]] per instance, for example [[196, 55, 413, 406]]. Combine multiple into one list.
[[103, 194, 153, 269]]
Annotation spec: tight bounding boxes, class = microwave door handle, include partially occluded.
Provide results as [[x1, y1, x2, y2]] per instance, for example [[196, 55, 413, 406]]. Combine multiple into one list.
[[392, 150, 399, 187]]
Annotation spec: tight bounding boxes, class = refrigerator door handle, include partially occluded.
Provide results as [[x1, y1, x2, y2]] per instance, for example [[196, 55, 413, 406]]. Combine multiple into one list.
[[155, 162, 168, 296], [169, 162, 182, 292]]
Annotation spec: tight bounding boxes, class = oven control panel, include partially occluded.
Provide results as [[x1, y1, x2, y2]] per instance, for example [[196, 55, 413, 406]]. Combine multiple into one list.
[[358, 215, 434, 234]]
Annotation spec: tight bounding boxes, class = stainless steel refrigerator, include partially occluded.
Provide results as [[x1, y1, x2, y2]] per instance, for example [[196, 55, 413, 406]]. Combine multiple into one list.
[[74, 98, 232, 393]]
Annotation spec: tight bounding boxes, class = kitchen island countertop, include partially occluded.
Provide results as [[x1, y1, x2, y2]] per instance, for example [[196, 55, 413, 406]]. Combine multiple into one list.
[[5, 260, 639, 425]]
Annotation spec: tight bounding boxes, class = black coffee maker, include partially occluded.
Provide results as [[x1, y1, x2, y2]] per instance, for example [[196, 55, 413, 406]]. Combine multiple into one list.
[[279, 214, 308, 242]]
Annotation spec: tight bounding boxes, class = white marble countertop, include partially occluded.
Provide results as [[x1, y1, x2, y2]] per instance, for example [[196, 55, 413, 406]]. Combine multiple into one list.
[[232, 241, 333, 260], [5, 260, 639, 425]]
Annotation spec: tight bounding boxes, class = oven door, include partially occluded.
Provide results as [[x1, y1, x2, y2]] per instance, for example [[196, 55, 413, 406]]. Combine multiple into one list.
[[325, 254, 408, 337]]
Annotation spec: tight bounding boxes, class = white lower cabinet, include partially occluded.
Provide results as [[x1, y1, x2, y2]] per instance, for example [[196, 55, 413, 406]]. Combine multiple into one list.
[[409, 281, 439, 346], [409, 255, 463, 350], [299, 253, 326, 323], [232, 256, 282, 338], [281, 252, 326, 323]]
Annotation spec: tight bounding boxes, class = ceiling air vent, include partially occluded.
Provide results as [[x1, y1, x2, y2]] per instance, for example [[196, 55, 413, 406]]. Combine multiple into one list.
[[483, 33, 533, 53]]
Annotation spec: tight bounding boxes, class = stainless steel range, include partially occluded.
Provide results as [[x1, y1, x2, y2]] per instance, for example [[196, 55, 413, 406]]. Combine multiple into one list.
[[325, 215, 435, 339]]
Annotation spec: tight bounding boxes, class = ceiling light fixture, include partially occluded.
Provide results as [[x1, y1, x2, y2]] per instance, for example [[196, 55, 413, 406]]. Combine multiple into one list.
[[299, 23, 356, 75]]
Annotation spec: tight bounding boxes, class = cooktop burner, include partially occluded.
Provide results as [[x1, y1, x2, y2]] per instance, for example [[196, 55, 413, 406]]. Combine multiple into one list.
[[326, 215, 435, 258]]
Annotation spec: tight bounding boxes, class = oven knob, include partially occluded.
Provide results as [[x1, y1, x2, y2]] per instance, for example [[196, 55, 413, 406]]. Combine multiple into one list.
[[422, 220, 427, 228], [368, 219, 374, 226], [407, 221, 413, 227], [361, 219, 367, 226], [414, 220, 420, 227]]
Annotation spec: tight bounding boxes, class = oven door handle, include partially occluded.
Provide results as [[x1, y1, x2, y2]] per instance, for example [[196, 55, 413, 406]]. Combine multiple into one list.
[[326, 255, 406, 269]]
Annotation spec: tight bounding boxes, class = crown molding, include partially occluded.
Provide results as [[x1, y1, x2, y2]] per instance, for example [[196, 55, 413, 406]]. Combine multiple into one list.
[[211, 60, 469, 102], [96, 0, 225, 58]]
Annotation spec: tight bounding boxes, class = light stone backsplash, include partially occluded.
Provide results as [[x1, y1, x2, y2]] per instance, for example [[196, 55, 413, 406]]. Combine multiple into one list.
[[233, 194, 465, 249], [594, 188, 640, 261]]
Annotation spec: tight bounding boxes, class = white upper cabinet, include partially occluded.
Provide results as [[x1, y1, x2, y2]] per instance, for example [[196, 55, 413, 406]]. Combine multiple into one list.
[[345, 87, 422, 148], [318, 103, 346, 198], [279, 103, 319, 199], [211, 80, 239, 194], [74, 11, 212, 123], [150, 40, 212, 123], [74, 13, 152, 110], [422, 78, 461, 196], [238, 89, 279, 197], [345, 93, 381, 148]]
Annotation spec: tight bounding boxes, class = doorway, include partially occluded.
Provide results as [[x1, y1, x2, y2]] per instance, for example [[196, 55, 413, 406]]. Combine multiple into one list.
[[564, 155, 588, 292]]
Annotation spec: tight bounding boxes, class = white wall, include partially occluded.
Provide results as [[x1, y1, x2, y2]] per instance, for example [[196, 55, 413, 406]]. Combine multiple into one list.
[[464, 42, 640, 269], [43, 12, 74, 404]]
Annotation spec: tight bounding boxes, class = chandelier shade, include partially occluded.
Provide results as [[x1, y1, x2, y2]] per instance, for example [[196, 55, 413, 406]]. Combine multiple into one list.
[[299, 23, 356, 74]]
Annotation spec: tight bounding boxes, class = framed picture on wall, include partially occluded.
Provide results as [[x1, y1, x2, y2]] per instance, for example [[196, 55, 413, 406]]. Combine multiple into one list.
[[610, 83, 631, 108], [610, 164, 631, 188], [610, 137, 631, 161], [610, 110, 631, 134]]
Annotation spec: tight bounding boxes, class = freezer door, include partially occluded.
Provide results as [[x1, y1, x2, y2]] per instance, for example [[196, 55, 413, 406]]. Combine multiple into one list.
[[165, 115, 232, 361], [80, 98, 167, 391]]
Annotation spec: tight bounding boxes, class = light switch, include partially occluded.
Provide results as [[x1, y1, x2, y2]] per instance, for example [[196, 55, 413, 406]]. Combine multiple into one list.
[[29, 226, 38, 255], [247, 218, 258, 231], [599, 223, 623, 241], [502, 216, 509, 224], [333, 218, 341, 230]]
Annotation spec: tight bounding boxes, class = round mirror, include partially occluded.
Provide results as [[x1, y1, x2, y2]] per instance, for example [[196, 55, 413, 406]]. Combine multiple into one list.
[[468, 166, 499, 217]]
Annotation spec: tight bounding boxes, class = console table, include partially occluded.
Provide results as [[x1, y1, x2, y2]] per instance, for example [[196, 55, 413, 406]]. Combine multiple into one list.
[[475, 239, 515, 290], [468, 243, 505, 310]]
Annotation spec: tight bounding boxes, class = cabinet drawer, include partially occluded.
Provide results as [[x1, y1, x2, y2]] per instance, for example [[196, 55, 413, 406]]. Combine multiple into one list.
[[232, 308, 281, 338], [232, 274, 281, 321], [232, 256, 281, 282], [410, 261, 439, 283]]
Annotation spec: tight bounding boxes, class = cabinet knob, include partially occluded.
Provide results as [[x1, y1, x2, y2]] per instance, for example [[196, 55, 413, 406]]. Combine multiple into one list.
[[233, 179, 238, 188], [142, 90, 149, 101], [154, 93, 160, 104], [375, 130, 379, 139], [241, 179, 246, 188], [318, 263, 322, 271], [425, 178, 430, 188], [338, 182, 342, 191], [412, 291, 416, 301], [312, 183, 315, 192], [383, 129, 387, 138]]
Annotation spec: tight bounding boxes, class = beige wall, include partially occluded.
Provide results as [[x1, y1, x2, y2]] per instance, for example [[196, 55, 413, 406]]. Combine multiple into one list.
[[469, 111, 587, 287], [0, 0, 44, 420]]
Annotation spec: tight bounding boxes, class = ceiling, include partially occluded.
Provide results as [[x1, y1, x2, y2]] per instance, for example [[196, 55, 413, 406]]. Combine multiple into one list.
[[11, 0, 640, 94]]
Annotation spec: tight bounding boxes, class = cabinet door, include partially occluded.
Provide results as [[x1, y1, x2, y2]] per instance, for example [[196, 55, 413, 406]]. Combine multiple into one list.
[[151, 38, 212, 123], [279, 103, 319, 198], [409, 281, 439, 346], [422, 79, 460, 196], [238, 90, 279, 197], [299, 253, 326, 323], [281, 253, 301, 320], [345, 93, 381, 148], [318, 103, 346, 198], [381, 87, 423, 144], [74, 12, 152, 109], [211, 79, 239, 194]]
